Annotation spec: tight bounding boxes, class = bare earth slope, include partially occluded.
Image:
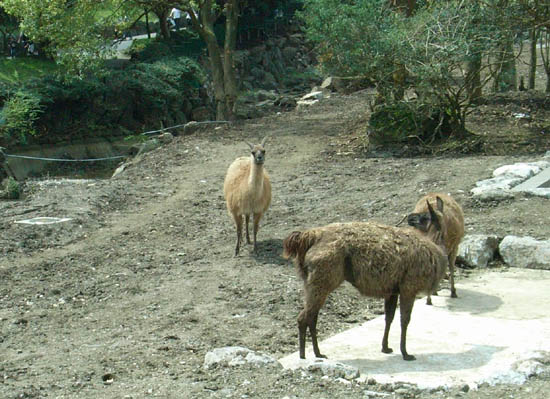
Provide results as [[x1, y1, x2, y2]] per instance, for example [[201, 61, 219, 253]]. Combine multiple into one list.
[[1, 91, 549, 398]]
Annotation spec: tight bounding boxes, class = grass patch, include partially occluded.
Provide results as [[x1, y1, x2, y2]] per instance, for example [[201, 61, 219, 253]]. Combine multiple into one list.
[[0, 57, 60, 84]]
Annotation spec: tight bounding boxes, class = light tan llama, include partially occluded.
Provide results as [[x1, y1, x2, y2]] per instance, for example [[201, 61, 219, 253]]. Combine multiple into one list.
[[223, 137, 271, 256], [407, 192, 464, 305]]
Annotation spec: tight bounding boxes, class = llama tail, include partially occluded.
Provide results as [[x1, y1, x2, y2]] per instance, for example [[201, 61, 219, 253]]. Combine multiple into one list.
[[283, 230, 318, 280]]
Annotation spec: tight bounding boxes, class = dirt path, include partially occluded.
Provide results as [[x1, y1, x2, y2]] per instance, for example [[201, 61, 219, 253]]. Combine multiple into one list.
[[1, 91, 549, 398]]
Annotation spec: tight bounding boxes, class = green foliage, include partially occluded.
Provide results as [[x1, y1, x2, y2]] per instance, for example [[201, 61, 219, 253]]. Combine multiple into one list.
[[301, 0, 508, 139], [299, 0, 405, 82], [369, 101, 456, 145], [0, 58, 61, 84], [129, 39, 174, 62], [0, 56, 206, 147], [1, 176, 20, 199], [0, 90, 44, 144]]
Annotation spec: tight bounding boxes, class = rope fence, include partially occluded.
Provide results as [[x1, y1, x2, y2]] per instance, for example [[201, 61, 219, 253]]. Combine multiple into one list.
[[4, 154, 126, 162], [0, 120, 230, 163]]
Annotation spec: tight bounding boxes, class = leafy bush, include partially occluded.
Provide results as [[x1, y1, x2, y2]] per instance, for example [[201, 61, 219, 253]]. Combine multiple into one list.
[[300, 0, 505, 139], [0, 90, 44, 144], [0, 56, 206, 147], [368, 101, 456, 145], [2, 177, 20, 199]]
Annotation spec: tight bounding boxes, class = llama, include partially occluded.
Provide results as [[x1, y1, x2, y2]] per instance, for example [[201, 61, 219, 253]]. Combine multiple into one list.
[[407, 193, 464, 305], [283, 199, 448, 361], [223, 137, 271, 256]]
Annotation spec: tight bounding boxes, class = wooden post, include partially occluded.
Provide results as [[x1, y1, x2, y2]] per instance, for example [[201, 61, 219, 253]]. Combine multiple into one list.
[[0, 147, 17, 180]]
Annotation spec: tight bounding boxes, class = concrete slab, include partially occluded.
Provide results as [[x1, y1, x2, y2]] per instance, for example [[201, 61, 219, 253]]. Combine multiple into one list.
[[512, 166, 550, 191], [279, 269, 550, 389]]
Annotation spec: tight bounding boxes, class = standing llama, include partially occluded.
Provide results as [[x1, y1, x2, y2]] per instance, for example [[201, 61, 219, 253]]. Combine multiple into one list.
[[407, 193, 464, 305], [224, 137, 271, 256], [283, 199, 448, 361]]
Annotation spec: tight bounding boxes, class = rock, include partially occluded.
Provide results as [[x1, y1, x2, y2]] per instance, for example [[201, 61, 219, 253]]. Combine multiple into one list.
[[310, 85, 331, 96], [475, 175, 523, 190], [457, 234, 500, 268], [111, 163, 128, 178], [470, 187, 514, 201], [203, 346, 281, 369], [499, 236, 550, 270], [296, 99, 319, 108], [364, 390, 391, 398], [493, 162, 550, 179], [471, 160, 550, 200], [306, 359, 359, 380], [157, 132, 173, 144], [301, 91, 324, 101], [130, 138, 161, 156], [256, 89, 279, 102], [321, 76, 345, 92], [521, 188, 550, 198], [275, 96, 297, 109]]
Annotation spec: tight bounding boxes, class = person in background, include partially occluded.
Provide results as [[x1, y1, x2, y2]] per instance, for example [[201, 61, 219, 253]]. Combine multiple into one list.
[[170, 8, 182, 30]]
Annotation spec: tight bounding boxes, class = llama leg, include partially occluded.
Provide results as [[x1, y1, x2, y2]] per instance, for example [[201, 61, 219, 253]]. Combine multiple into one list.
[[298, 310, 308, 359], [299, 287, 330, 359], [234, 215, 243, 256], [245, 215, 252, 244], [298, 308, 325, 359], [449, 250, 458, 298], [252, 213, 262, 251], [310, 312, 326, 359], [382, 294, 398, 354], [426, 294, 433, 306], [399, 295, 416, 361]]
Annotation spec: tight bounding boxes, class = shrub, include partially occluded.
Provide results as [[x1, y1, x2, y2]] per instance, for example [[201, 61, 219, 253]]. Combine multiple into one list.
[[368, 101, 457, 145], [0, 56, 206, 147], [2, 177, 20, 199], [0, 90, 44, 145]]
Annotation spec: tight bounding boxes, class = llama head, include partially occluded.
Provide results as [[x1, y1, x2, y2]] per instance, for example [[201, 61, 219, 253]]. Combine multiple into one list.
[[245, 136, 269, 165]]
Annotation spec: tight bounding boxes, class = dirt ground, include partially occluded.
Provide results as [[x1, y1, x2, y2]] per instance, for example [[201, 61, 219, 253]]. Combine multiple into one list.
[[2, 89, 550, 399]]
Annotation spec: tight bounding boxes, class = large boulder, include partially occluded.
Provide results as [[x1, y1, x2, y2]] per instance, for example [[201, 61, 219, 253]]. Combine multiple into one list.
[[499, 236, 550, 270], [457, 235, 499, 268]]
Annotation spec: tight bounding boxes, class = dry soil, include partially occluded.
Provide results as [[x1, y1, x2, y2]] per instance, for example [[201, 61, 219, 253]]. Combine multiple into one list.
[[1, 89, 550, 399]]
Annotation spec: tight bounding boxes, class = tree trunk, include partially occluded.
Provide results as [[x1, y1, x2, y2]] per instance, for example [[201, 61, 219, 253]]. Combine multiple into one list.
[[154, 7, 171, 39], [223, 0, 239, 121], [145, 10, 151, 39], [494, 38, 517, 92], [198, 1, 227, 120], [528, 27, 537, 90], [466, 54, 482, 102], [540, 28, 550, 93], [188, 0, 240, 121]]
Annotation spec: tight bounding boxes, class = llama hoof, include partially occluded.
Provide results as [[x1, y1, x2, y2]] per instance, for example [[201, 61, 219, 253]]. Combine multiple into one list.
[[403, 354, 416, 361], [451, 291, 458, 298], [381, 347, 393, 354], [426, 298, 433, 305]]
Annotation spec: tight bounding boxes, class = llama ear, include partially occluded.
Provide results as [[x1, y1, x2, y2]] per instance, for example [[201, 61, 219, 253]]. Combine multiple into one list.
[[261, 136, 269, 147], [245, 141, 254, 150], [436, 196, 444, 212], [427, 200, 441, 231]]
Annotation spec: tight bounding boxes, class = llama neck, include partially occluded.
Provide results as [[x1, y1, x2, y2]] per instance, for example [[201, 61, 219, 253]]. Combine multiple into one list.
[[248, 162, 264, 187]]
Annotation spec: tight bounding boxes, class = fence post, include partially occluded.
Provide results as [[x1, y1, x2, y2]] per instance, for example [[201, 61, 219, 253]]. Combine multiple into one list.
[[0, 147, 17, 181]]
